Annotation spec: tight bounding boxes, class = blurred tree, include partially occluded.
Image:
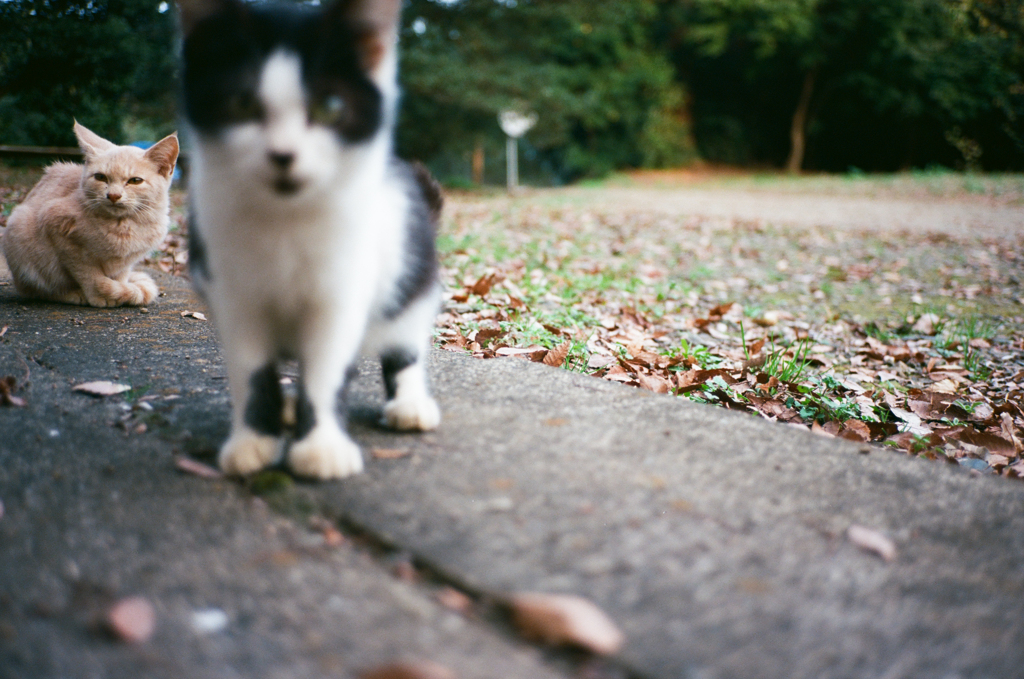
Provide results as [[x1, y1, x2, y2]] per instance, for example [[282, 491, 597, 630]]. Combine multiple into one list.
[[0, 0, 177, 146], [662, 0, 1024, 171], [398, 0, 697, 182]]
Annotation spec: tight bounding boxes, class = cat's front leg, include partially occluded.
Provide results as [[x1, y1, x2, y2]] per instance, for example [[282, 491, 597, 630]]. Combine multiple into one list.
[[127, 271, 159, 304], [220, 353, 286, 476], [80, 273, 155, 307], [287, 317, 365, 479], [382, 349, 440, 431]]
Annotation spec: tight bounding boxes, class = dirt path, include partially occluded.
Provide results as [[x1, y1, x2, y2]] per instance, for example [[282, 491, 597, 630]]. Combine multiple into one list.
[[557, 186, 1024, 238]]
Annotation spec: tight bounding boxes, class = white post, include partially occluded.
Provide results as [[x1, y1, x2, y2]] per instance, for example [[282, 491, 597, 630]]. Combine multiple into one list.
[[498, 110, 537, 194], [506, 135, 518, 193]]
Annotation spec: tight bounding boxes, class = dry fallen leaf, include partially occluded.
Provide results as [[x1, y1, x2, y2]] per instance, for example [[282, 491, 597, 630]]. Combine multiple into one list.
[[0, 376, 26, 407], [73, 381, 131, 397], [926, 379, 958, 395], [436, 586, 474, 615], [542, 341, 572, 368], [372, 448, 411, 460], [911, 313, 941, 335], [636, 372, 670, 394], [174, 455, 225, 479], [107, 596, 156, 643], [322, 526, 345, 547], [360, 660, 455, 679], [847, 524, 897, 562], [839, 419, 872, 442], [508, 592, 624, 655], [1001, 412, 1023, 454], [181, 310, 208, 321], [468, 272, 501, 297]]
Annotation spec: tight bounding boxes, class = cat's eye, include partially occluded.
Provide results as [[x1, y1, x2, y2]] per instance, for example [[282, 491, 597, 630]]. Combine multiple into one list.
[[311, 95, 346, 126], [127, 177, 144, 185], [93, 173, 108, 183], [227, 91, 264, 122]]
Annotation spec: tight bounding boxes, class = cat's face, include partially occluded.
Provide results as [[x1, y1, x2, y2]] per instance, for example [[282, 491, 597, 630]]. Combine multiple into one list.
[[180, 0, 400, 199], [74, 123, 180, 218]]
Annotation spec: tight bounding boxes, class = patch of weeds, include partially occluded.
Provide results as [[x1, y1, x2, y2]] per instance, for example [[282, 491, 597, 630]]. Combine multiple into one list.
[[247, 469, 317, 520], [762, 338, 813, 384], [123, 383, 152, 405], [248, 469, 293, 495], [785, 391, 861, 423], [963, 351, 993, 381], [907, 434, 937, 455], [863, 321, 894, 343], [952, 398, 978, 414], [436, 232, 480, 257], [955, 315, 998, 342], [825, 265, 847, 282], [935, 315, 999, 379], [563, 339, 592, 373], [688, 264, 716, 280], [699, 374, 745, 403], [665, 338, 722, 370]]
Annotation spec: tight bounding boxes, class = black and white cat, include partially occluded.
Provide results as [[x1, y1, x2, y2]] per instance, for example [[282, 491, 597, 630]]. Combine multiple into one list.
[[178, 0, 441, 479]]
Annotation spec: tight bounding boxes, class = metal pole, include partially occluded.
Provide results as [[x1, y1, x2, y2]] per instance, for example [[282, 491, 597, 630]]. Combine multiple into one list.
[[506, 135, 518, 193]]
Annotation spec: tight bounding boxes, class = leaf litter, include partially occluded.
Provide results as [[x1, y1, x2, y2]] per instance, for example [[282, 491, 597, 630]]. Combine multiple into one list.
[[127, 177, 1024, 482], [432, 191, 1024, 481]]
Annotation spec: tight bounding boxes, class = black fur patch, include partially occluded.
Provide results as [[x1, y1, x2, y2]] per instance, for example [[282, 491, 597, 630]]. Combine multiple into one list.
[[187, 209, 211, 292], [293, 364, 359, 441], [294, 382, 316, 441], [382, 160, 440, 319], [381, 349, 417, 400], [244, 363, 284, 436], [180, 0, 383, 144]]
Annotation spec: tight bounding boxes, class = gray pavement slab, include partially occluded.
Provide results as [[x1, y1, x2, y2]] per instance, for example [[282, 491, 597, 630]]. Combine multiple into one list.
[[0, 271, 566, 679], [337, 352, 1024, 679], [3, 266, 1024, 679]]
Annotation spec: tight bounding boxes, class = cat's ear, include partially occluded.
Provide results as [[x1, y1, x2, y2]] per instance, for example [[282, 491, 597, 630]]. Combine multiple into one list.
[[74, 121, 116, 159], [328, 0, 402, 73], [177, 0, 244, 37], [145, 133, 180, 180]]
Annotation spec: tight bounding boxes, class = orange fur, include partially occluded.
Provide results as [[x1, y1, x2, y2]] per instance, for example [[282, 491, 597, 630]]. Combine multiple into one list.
[[2, 122, 178, 307]]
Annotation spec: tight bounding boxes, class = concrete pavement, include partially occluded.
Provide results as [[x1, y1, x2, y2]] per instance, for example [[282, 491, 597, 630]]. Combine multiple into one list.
[[2, 268, 1023, 679]]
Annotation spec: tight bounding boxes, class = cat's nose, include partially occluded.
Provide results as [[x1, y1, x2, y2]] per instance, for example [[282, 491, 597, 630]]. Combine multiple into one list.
[[268, 151, 295, 170], [107, 192, 122, 204]]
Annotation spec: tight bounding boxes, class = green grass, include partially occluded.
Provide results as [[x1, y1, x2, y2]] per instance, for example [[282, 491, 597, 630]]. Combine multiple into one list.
[[762, 338, 813, 384]]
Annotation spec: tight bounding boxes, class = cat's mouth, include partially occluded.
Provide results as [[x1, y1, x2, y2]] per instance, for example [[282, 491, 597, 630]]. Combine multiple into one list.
[[273, 177, 304, 196]]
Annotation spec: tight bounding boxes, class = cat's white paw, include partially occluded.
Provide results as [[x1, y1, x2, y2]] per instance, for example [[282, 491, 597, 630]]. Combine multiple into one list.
[[91, 277, 148, 307], [219, 430, 282, 476], [59, 289, 90, 306], [128, 271, 159, 304], [384, 395, 441, 431], [288, 426, 364, 479]]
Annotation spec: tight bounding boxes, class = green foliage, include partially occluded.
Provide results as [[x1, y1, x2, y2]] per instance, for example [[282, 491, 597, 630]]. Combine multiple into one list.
[[663, 0, 1024, 170], [398, 0, 697, 182], [0, 0, 178, 146], [762, 338, 813, 383], [1, 0, 1020, 176]]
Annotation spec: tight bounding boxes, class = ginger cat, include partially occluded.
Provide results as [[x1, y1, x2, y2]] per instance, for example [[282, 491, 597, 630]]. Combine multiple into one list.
[[2, 122, 179, 307]]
